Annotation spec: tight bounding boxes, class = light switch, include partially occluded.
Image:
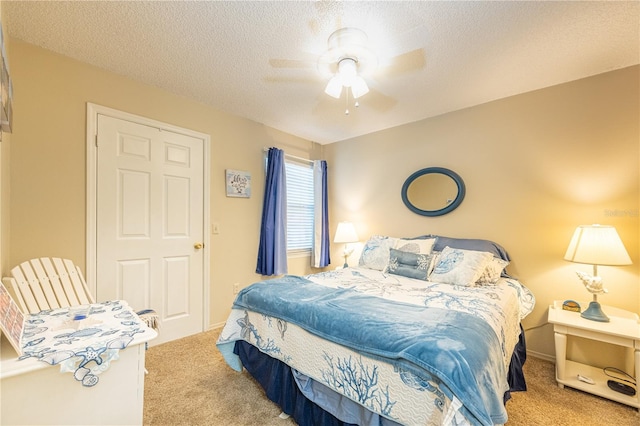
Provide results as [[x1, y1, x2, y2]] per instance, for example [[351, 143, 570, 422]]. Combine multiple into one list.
[[212, 223, 220, 234]]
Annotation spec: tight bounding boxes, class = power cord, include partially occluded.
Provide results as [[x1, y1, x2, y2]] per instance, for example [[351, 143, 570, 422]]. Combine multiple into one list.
[[603, 367, 637, 396], [523, 323, 549, 332], [603, 367, 636, 387]]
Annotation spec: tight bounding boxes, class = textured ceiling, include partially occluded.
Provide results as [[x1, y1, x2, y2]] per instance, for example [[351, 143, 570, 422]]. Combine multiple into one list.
[[4, 1, 639, 144]]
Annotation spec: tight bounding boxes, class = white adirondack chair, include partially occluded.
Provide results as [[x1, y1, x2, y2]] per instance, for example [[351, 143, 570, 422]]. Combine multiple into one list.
[[3, 257, 158, 375], [3, 257, 158, 330], [3, 257, 94, 314]]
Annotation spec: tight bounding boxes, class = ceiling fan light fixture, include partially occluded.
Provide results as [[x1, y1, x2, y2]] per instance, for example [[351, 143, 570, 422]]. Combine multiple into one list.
[[337, 58, 358, 87], [319, 28, 376, 103], [324, 75, 343, 98], [351, 76, 369, 99], [326, 57, 369, 99]]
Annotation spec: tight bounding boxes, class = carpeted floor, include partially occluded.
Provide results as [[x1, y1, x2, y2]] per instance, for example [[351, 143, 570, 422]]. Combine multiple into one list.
[[143, 329, 639, 425]]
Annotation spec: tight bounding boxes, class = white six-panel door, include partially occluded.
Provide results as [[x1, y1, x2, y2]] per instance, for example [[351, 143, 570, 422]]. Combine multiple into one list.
[[95, 114, 205, 345]]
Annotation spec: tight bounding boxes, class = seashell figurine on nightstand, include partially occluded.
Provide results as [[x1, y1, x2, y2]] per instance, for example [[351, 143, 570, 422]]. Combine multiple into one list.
[[575, 270, 608, 295]]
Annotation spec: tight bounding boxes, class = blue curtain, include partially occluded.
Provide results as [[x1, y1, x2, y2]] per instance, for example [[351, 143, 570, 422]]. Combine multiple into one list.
[[256, 148, 288, 276], [312, 160, 330, 268]]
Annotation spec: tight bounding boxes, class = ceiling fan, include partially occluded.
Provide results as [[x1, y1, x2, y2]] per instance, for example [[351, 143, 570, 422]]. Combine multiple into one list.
[[317, 28, 376, 103], [268, 25, 426, 115]]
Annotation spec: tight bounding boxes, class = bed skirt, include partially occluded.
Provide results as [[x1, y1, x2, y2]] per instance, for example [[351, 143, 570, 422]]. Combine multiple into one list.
[[506, 324, 528, 400], [235, 339, 358, 426], [234, 324, 527, 425]]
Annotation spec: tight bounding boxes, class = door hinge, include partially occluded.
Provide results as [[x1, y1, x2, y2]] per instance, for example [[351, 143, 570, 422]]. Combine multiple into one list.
[[95, 134, 98, 147]]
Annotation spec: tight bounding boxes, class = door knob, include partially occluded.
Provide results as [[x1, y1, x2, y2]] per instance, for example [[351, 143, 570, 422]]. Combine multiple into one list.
[[194, 243, 204, 249]]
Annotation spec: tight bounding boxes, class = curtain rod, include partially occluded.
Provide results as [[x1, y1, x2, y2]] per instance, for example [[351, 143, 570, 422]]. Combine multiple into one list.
[[263, 147, 314, 165]]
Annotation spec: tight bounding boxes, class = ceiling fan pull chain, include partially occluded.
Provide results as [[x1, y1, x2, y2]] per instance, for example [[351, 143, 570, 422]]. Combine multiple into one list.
[[345, 90, 350, 115]]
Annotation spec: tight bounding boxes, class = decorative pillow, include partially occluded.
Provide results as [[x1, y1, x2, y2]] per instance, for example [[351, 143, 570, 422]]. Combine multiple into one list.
[[477, 257, 510, 284], [429, 246, 494, 286], [359, 235, 397, 271], [393, 238, 436, 255], [387, 248, 436, 281]]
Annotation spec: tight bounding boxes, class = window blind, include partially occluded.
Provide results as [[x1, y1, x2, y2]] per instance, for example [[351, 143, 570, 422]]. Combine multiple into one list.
[[285, 159, 314, 255]]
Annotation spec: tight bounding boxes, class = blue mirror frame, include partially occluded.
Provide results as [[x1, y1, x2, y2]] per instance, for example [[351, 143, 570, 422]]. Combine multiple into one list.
[[401, 167, 466, 217]]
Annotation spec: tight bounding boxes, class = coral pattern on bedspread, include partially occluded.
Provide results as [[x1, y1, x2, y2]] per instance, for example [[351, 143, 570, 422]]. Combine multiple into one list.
[[219, 309, 468, 425], [217, 267, 534, 426]]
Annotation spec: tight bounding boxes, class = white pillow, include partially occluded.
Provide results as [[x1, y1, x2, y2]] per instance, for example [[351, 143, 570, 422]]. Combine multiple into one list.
[[429, 246, 493, 286], [393, 238, 436, 255], [359, 236, 397, 271], [477, 257, 510, 284]]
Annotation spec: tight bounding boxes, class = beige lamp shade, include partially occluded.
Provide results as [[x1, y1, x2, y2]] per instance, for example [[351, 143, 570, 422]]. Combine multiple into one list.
[[564, 224, 632, 266], [334, 222, 358, 243]]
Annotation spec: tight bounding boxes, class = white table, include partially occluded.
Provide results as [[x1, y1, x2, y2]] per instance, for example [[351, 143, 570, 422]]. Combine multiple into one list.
[[0, 301, 157, 425], [548, 301, 640, 410]]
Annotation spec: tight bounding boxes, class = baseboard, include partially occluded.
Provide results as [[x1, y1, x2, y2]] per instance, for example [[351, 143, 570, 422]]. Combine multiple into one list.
[[527, 349, 555, 363], [208, 321, 226, 331]]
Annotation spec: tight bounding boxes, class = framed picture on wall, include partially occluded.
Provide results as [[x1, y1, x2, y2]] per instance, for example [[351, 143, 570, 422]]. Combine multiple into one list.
[[0, 22, 13, 134], [226, 169, 251, 198]]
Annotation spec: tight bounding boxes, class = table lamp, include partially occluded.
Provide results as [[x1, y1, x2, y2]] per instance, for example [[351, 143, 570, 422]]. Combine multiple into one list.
[[564, 224, 632, 322], [334, 221, 359, 268]]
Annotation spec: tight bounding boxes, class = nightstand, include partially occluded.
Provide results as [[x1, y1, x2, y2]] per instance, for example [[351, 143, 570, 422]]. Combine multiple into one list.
[[548, 301, 640, 410]]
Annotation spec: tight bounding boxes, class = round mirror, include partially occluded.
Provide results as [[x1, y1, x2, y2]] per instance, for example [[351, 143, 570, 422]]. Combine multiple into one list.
[[401, 167, 465, 216]]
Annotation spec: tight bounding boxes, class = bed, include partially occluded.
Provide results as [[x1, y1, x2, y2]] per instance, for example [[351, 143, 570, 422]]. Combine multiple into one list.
[[217, 235, 535, 426]]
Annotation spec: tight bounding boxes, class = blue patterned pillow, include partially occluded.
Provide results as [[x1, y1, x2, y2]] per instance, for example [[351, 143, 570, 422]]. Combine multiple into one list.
[[430, 246, 494, 286], [359, 236, 397, 271], [387, 248, 436, 281]]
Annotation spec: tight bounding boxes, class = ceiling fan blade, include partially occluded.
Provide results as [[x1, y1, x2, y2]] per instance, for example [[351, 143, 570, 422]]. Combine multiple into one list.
[[376, 48, 426, 77], [263, 75, 321, 84], [312, 96, 345, 117], [358, 87, 397, 112]]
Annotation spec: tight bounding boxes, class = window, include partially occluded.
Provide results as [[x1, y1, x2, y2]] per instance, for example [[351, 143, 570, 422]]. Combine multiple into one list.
[[285, 159, 314, 256]]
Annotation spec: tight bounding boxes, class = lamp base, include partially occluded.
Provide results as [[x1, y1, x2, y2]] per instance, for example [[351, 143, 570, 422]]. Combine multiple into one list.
[[581, 301, 610, 322], [342, 246, 355, 268]]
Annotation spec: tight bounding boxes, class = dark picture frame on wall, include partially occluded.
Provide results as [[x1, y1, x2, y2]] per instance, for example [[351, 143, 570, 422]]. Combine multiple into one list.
[[0, 22, 13, 135]]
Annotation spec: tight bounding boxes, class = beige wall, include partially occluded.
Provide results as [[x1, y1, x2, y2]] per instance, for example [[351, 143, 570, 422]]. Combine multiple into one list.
[[0, 1, 10, 276], [0, 2, 11, 276], [325, 66, 640, 359], [0, 117, 8, 275], [6, 39, 322, 329]]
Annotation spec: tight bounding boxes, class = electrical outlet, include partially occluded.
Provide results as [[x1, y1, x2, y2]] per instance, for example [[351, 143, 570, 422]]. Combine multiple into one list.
[[233, 283, 240, 294]]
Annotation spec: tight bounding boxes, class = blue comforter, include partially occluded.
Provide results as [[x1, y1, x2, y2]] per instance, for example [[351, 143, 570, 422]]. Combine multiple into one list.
[[233, 275, 508, 425]]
